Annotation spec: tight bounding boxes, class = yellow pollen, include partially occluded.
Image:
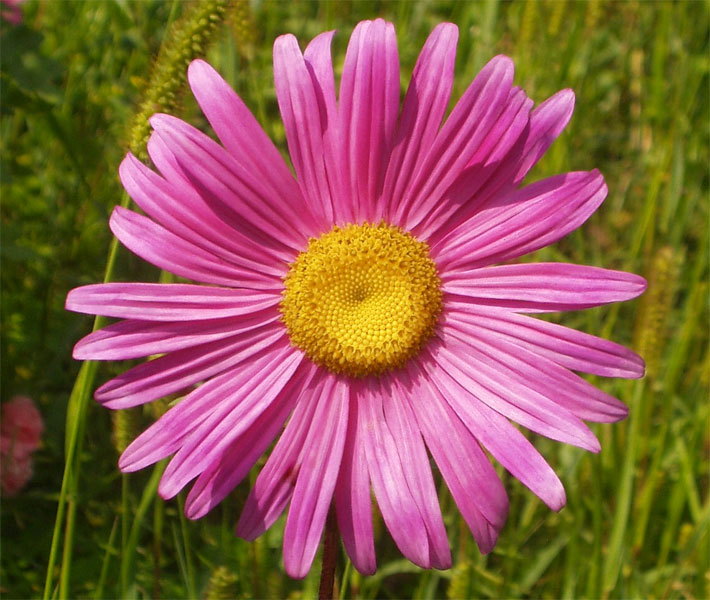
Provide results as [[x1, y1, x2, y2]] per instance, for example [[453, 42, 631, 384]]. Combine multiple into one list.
[[281, 222, 442, 378]]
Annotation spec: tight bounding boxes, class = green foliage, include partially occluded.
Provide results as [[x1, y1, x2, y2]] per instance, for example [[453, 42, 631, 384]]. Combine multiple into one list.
[[1, 0, 707, 598], [128, 0, 233, 159]]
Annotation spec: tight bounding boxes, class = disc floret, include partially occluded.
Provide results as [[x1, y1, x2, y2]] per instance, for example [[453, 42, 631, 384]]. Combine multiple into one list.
[[281, 222, 442, 377]]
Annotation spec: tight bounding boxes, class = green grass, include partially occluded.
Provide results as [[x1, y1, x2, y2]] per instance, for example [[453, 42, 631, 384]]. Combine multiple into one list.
[[1, 0, 708, 598]]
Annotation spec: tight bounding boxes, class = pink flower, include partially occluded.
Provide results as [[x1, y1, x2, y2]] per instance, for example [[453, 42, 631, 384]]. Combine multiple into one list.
[[0, 438, 34, 496], [66, 21, 645, 577], [1, 395, 43, 496], [1, 395, 43, 455], [1, 0, 24, 25]]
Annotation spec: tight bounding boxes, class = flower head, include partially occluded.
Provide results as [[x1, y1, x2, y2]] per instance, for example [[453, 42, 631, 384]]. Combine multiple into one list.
[[66, 20, 645, 577], [1, 395, 43, 496], [1, 0, 24, 25], [1, 395, 43, 455]]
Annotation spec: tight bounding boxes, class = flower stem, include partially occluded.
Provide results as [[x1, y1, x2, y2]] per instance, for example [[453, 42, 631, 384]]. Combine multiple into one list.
[[318, 506, 339, 600]]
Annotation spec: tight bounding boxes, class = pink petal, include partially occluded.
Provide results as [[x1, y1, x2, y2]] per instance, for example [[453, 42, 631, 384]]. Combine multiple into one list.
[[184, 361, 319, 519], [394, 55, 514, 230], [119, 364, 267, 473], [148, 114, 307, 253], [186, 60, 319, 235], [94, 324, 285, 409], [66, 282, 279, 321], [418, 87, 533, 242], [433, 170, 607, 270], [425, 360, 566, 511], [442, 263, 647, 312], [442, 314, 631, 423], [303, 31, 345, 223], [109, 207, 281, 289], [430, 335, 601, 451], [119, 152, 288, 275], [446, 89, 576, 217], [511, 88, 576, 186], [273, 33, 335, 228], [355, 379, 432, 568], [445, 304, 644, 378], [146, 133, 296, 261], [404, 362, 508, 553], [73, 310, 279, 360], [303, 32, 337, 119], [236, 372, 328, 540], [385, 378, 452, 569], [283, 375, 349, 578], [158, 340, 302, 499], [338, 19, 400, 223], [335, 397, 376, 575], [381, 23, 458, 224]]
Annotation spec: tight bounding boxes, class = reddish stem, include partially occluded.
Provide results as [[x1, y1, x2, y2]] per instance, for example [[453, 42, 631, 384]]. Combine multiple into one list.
[[318, 506, 339, 600]]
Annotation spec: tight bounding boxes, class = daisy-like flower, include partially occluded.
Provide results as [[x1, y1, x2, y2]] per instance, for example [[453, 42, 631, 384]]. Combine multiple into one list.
[[66, 20, 645, 577]]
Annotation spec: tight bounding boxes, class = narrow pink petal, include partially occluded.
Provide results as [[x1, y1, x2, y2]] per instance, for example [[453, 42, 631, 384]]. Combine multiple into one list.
[[185, 397, 296, 518], [145, 132, 298, 263], [303, 32, 337, 115], [274, 33, 335, 228], [418, 87, 534, 242], [236, 371, 327, 540], [283, 375, 349, 578], [512, 89, 576, 185], [425, 360, 566, 511], [73, 310, 279, 361], [110, 207, 281, 289], [95, 324, 284, 409], [445, 304, 644, 378], [184, 361, 318, 519], [335, 395, 376, 575], [186, 60, 319, 235], [385, 378, 452, 569], [433, 170, 607, 270], [119, 362, 273, 472], [394, 55, 514, 230], [356, 379, 432, 568], [149, 114, 307, 253], [442, 263, 648, 312], [66, 282, 279, 321], [303, 30, 348, 226], [119, 152, 288, 275], [443, 314, 631, 423], [404, 362, 508, 553], [158, 340, 302, 499], [444, 89, 576, 217], [381, 23, 458, 223], [339, 19, 400, 223], [145, 132, 294, 264], [431, 335, 601, 451]]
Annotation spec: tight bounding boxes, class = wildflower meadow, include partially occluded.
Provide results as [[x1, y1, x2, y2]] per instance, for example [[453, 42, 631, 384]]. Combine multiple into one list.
[[1, 1, 708, 599]]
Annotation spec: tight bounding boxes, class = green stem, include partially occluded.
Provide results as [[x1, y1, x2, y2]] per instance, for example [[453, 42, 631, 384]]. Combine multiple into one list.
[[120, 461, 168, 595], [153, 492, 165, 599], [602, 379, 646, 596], [43, 360, 97, 600], [177, 493, 196, 599], [58, 493, 77, 600], [94, 517, 119, 600], [120, 474, 130, 597]]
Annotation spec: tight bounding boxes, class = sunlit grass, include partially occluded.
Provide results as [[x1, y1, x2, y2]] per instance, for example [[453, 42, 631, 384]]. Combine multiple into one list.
[[1, 0, 707, 598]]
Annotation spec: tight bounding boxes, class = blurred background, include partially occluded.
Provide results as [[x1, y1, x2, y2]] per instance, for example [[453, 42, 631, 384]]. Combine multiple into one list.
[[1, 1, 708, 598]]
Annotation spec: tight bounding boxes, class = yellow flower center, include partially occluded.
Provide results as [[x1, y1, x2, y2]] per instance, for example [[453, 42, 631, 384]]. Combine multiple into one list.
[[281, 222, 442, 378]]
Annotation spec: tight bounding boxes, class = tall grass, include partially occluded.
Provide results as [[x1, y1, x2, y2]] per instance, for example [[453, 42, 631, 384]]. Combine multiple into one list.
[[1, 1, 707, 598]]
